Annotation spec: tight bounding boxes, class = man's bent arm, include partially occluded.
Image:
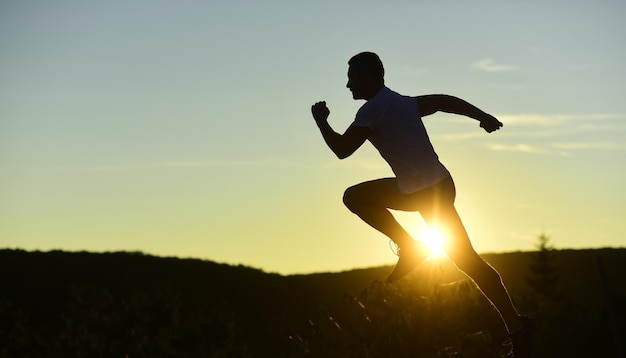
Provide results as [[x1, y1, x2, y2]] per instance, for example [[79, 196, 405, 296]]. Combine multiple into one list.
[[317, 122, 369, 159], [312, 101, 370, 159], [417, 94, 503, 133]]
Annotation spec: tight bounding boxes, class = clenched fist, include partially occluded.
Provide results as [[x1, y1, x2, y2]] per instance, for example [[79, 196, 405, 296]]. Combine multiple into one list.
[[311, 101, 330, 123], [479, 114, 503, 133]]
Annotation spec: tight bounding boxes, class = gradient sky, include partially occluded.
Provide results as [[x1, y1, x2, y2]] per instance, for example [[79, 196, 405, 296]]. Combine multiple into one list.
[[2, 1, 625, 274]]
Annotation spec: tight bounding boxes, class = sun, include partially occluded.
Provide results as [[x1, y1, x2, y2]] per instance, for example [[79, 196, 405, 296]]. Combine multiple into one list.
[[395, 212, 449, 260], [417, 227, 448, 259]]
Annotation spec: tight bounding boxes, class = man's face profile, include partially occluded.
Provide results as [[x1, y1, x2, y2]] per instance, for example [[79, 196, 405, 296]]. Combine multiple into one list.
[[346, 66, 371, 100]]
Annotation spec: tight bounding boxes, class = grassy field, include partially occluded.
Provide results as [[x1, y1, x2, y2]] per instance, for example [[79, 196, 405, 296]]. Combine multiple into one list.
[[1, 248, 624, 357]]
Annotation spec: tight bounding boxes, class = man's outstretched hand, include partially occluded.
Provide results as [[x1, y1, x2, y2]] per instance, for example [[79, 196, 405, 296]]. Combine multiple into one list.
[[480, 114, 503, 133], [311, 101, 330, 123]]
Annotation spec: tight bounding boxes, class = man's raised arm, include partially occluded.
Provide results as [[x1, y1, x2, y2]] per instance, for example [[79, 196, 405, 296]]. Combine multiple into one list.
[[311, 101, 370, 159], [417, 95, 503, 133]]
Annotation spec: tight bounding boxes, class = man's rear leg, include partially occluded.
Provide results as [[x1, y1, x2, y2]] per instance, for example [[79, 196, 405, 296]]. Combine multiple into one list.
[[429, 204, 524, 334]]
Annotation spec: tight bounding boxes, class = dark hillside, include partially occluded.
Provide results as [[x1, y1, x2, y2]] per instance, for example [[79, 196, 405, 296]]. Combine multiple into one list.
[[1, 248, 624, 357], [482, 248, 626, 308], [1, 250, 300, 356]]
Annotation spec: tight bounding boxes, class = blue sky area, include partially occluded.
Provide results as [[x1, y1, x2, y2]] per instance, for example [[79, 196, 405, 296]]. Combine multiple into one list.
[[1, 1, 625, 273]]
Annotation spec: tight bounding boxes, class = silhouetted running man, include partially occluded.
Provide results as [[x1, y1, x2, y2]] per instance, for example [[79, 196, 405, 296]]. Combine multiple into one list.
[[311, 52, 535, 358]]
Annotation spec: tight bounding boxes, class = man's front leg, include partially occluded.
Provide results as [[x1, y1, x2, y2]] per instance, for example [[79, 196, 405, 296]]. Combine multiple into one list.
[[342, 180, 415, 247], [342, 180, 429, 282]]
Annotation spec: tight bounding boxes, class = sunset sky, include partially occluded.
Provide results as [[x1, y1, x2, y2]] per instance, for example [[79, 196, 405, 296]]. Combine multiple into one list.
[[2, 1, 625, 274]]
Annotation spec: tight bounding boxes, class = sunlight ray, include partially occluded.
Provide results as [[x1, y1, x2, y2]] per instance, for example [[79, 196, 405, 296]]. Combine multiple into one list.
[[416, 227, 447, 260]]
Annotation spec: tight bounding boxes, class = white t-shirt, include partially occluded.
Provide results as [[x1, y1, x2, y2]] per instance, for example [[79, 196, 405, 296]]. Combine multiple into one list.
[[353, 87, 450, 194]]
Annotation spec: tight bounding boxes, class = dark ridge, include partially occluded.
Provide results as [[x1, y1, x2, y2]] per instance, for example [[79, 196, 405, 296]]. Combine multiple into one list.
[[1, 248, 624, 357]]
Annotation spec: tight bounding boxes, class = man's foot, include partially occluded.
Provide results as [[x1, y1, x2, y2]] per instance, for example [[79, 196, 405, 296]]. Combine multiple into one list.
[[504, 316, 536, 358], [385, 241, 428, 283]]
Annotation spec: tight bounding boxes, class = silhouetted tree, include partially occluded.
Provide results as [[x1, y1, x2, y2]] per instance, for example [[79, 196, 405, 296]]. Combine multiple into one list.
[[527, 233, 560, 303], [525, 233, 573, 357]]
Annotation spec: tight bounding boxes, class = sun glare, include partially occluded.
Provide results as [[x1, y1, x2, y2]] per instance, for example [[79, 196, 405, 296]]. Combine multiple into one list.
[[419, 227, 447, 259]]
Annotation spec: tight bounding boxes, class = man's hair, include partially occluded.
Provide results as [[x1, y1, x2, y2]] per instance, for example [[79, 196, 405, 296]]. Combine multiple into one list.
[[348, 52, 385, 84]]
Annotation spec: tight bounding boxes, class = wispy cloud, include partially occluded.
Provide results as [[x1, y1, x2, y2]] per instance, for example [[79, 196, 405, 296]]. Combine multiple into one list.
[[433, 113, 625, 130], [497, 114, 572, 127], [157, 158, 315, 170], [484, 141, 623, 156], [161, 158, 390, 172], [55, 158, 317, 174], [323, 158, 388, 171], [551, 142, 624, 150], [443, 112, 603, 130], [472, 58, 519, 73], [430, 112, 626, 156], [158, 160, 263, 168], [436, 132, 486, 141], [486, 143, 547, 154]]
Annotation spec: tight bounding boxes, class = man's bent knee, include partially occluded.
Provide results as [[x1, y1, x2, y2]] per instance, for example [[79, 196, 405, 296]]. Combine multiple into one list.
[[343, 185, 361, 213]]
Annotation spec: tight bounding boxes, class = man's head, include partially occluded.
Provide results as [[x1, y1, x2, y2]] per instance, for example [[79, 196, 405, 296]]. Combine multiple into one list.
[[347, 52, 385, 100]]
